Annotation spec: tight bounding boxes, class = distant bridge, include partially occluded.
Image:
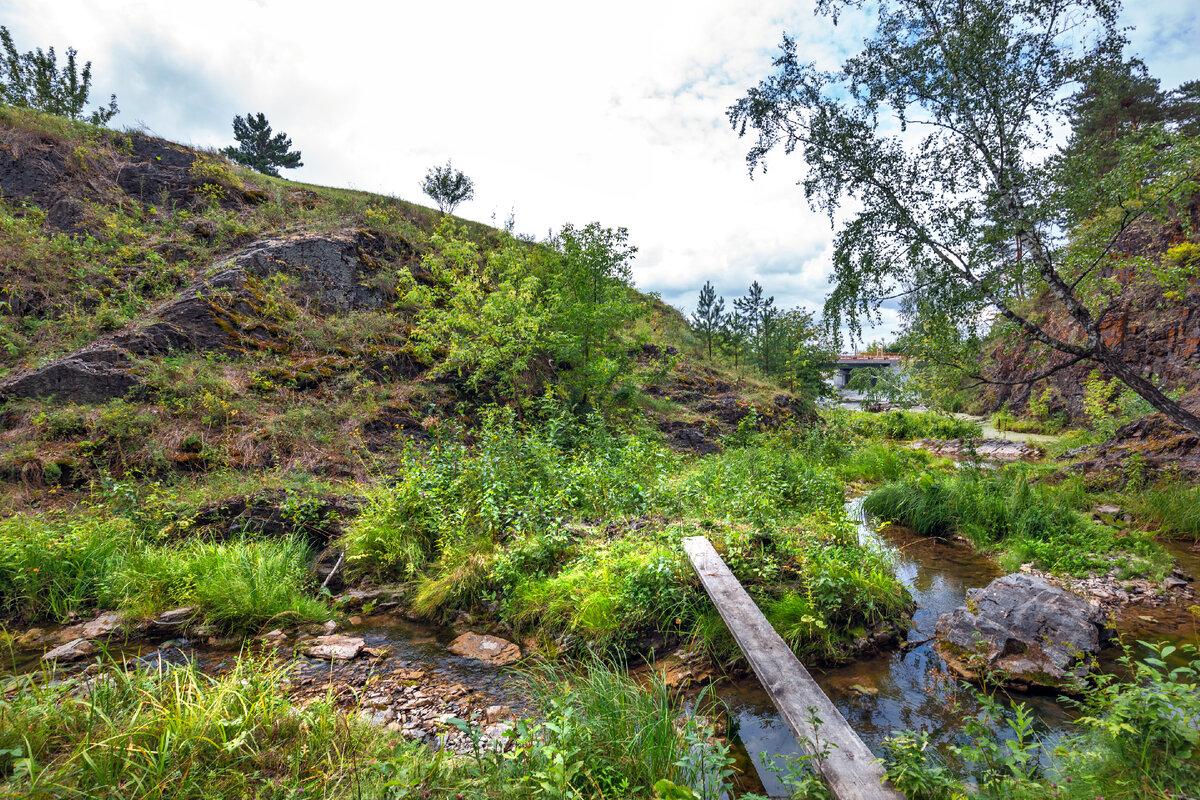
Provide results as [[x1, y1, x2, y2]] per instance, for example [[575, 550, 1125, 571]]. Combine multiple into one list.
[[832, 352, 905, 388]]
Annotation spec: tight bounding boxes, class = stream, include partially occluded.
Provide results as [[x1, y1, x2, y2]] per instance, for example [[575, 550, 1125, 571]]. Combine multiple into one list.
[[721, 499, 1200, 797], [4, 501, 1198, 798]]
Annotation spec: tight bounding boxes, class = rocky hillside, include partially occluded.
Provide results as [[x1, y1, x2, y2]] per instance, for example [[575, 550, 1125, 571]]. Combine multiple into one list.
[[980, 206, 1200, 423], [0, 107, 801, 517]]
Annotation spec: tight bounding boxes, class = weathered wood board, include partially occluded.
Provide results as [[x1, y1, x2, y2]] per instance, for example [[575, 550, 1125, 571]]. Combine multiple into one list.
[[683, 536, 906, 800]]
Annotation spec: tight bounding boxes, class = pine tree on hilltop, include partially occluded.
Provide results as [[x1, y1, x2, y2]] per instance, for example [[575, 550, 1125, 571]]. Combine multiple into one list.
[[221, 112, 303, 177], [691, 281, 725, 361]]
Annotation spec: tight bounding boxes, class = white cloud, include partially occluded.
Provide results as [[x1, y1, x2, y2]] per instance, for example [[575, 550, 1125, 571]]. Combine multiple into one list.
[[4, 0, 1196, 346]]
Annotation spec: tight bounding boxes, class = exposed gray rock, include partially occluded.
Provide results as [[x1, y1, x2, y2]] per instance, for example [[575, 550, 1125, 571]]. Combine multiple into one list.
[[913, 438, 1043, 462], [0, 233, 415, 403], [935, 573, 1110, 688], [447, 633, 521, 666], [304, 634, 365, 661], [42, 638, 96, 663]]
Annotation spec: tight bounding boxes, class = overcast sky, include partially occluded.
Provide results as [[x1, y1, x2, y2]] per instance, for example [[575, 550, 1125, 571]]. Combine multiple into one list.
[[4, 1, 1198, 344]]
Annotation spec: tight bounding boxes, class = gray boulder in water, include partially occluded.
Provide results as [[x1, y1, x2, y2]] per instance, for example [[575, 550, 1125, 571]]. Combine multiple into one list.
[[935, 573, 1110, 689]]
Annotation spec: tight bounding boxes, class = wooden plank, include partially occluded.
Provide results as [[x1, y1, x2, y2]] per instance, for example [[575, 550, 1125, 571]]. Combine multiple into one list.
[[683, 536, 906, 800]]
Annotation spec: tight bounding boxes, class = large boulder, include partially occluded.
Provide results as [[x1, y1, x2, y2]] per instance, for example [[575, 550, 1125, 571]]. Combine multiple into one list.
[[447, 633, 521, 666], [41, 637, 96, 663], [935, 573, 1110, 689]]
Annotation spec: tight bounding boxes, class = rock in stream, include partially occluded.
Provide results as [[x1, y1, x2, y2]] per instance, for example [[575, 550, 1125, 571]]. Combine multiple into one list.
[[935, 573, 1110, 689]]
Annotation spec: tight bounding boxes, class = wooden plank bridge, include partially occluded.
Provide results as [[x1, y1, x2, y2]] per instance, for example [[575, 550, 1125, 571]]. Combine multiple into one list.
[[683, 536, 906, 800]]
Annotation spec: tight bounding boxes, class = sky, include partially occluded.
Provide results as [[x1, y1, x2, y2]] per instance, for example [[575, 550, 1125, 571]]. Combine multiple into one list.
[[4, 0, 1199, 345]]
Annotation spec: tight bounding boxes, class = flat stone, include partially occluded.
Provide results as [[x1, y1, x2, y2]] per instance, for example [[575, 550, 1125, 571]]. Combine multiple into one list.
[[446, 633, 521, 666], [80, 611, 125, 640], [42, 638, 95, 663], [935, 573, 1109, 689], [1093, 504, 1122, 516], [153, 607, 197, 627], [303, 634, 365, 661]]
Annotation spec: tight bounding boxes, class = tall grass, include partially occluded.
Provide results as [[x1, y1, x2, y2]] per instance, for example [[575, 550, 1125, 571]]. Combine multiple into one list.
[[107, 536, 328, 634], [863, 469, 1168, 577], [1126, 483, 1200, 540], [0, 512, 328, 632], [0, 513, 135, 622], [0, 655, 408, 799]]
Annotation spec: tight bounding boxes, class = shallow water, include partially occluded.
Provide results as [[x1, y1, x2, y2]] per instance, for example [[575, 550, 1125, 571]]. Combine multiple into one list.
[[719, 499, 1197, 797]]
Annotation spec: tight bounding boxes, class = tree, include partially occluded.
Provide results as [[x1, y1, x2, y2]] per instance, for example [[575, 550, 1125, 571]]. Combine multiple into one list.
[[729, 0, 1200, 435], [691, 281, 725, 360], [734, 281, 777, 374], [221, 112, 303, 177], [551, 222, 644, 406], [778, 308, 837, 401], [0, 26, 117, 124], [422, 160, 475, 215], [720, 310, 750, 374]]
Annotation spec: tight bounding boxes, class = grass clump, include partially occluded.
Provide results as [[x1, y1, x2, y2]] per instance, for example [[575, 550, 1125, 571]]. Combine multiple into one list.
[[863, 468, 1168, 577], [0, 513, 135, 623], [833, 408, 982, 441], [0, 655, 419, 799], [0, 511, 328, 632], [1124, 482, 1200, 540], [107, 535, 328, 634]]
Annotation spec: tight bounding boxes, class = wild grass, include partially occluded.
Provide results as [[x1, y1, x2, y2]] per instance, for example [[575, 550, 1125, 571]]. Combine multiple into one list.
[[832, 408, 982, 441], [107, 535, 328, 634], [0, 652, 736, 799], [0, 654, 419, 799], [863, 468, 1169, 577], [0, 511, 328, 631], [1125, 482, 1200, 540]]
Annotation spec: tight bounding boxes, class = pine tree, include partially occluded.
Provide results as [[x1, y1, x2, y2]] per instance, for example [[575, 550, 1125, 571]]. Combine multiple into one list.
[[734, 281, 776, 374], [719, 310, 749, 375], [221, 112, 303, 177], [690, 281, 725, 361]]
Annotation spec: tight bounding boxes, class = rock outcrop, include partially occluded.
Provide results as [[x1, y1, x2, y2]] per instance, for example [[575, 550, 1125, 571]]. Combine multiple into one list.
[[0, 233, 421, 403], [935, 573, 1110, 689]]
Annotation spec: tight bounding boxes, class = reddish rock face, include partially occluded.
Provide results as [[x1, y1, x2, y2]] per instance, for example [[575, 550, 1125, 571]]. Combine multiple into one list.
[[981, 212, 1200, 423]]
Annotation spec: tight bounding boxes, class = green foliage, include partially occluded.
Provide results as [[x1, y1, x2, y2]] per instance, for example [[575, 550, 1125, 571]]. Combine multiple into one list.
[[690, 280, 724, 361], [863, 468, 1168, 577], [0, 513, 134, 622], [883, 642, 1200, 799], [0, 26, 117, 124], [420, 159, 475, 215], [220, 112, 303, 177], [400, 222, 553, 403], [0, 654, 413, 798], [551, 222, 645, 406], [1125, 482, 1200, 540], [107, 535, 327, 634], [833, 408, 981, 442]]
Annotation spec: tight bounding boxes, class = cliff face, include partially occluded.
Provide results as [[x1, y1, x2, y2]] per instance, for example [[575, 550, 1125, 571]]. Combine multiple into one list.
[[980, 212, 1200, 422]]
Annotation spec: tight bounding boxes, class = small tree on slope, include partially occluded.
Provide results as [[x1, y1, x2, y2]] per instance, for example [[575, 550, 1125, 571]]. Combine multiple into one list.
[[221, 112, 303, 177], [422, 160, 475, 215]]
